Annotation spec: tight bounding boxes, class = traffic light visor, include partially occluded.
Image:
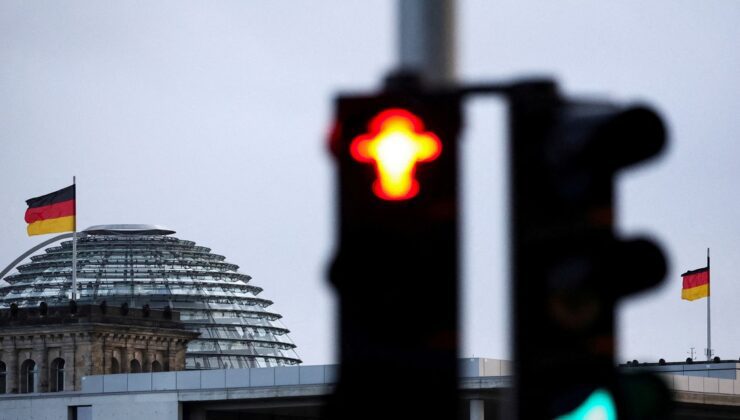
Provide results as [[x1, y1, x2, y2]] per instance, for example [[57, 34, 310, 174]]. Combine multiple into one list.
[[350, 108, 442, 200]]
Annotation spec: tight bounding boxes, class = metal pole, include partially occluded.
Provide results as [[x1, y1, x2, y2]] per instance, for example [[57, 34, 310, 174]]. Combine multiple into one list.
[[71, 176, 77, 301], [707, 247, 711, 360], [398, 0, 456, 85]]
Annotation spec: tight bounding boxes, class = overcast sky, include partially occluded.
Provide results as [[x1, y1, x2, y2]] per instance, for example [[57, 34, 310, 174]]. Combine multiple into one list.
[[2, 1, 739, 365]]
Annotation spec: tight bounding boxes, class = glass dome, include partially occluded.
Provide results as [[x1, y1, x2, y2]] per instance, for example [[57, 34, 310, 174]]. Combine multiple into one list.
[[0, 224, 301, 369]]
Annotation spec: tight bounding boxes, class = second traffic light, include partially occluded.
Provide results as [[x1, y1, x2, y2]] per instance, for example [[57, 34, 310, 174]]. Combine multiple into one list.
[[327, 83, 462, 420], [508, 81, 670, 419]]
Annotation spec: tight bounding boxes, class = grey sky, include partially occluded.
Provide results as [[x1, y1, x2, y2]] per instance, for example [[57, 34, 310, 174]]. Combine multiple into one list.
[[1, 1, 739, 365]]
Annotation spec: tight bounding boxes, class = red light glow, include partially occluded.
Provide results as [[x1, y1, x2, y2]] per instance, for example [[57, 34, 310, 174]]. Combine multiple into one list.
[[350, 109, 441, 201]]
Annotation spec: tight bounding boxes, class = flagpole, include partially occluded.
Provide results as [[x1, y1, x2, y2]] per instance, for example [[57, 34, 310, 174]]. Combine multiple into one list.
[[707, 247, 711, 360], [71, 176, 77, 301]]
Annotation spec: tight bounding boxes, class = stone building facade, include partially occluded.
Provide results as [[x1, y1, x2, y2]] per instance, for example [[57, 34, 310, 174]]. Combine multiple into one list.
[[0, 303, 199, 393]]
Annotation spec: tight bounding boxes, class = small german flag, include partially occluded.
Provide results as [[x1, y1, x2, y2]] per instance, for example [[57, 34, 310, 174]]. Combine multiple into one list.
[[681, 267, 709, 301], [25, 185, 76, 236]]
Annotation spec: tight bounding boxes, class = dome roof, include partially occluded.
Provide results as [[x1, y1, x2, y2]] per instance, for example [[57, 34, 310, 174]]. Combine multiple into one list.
[[83, 224, 176, 236], [0, 224, 301, 369]]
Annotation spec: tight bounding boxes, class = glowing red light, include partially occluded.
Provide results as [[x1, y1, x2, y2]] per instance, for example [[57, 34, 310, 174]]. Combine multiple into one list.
[[350, 109, 441, 201]]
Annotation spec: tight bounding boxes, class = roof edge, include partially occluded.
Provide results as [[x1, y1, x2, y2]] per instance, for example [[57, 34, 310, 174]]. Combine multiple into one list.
[[84, 224, 175, 236]]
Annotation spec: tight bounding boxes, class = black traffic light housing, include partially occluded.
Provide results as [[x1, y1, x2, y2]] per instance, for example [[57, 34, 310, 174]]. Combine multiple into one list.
[[327, 77, 462, 420], [508, 81, 670, 418]]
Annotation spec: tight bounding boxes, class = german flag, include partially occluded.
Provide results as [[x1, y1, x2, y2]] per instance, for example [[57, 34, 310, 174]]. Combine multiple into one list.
[[25, 185, 76, 236], [681, 267, 709, 301]]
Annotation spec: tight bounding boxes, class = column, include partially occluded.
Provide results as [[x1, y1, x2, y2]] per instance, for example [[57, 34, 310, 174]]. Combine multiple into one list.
[[90, 336, 105, 376], [174, 340, 187, 371], [100, 334, 107, 375], [111, 346, 122, 374], [61, 344, 76, 391], [68, 333, 79, 391], [142, 348, 152, 373], [5, 340, 17, 393], [167, 339, 177, 372], [164, 339, 172, 371], [470, 399, 485, 420], [121, 337, 131, 373], [32, 336, 47, 393], [75, 334, 94, 381]]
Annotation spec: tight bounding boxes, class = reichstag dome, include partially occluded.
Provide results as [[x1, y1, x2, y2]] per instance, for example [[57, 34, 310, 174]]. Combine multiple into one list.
[[0, 224, 301, 369]]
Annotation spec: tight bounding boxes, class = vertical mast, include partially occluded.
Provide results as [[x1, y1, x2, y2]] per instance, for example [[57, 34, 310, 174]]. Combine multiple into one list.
[[707, 247, 711, 360], [71, 176, 77, 301], [398, 0, 456, 85]]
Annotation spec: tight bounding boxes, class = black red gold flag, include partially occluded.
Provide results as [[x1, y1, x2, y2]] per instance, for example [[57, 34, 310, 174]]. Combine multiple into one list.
[[25, 185, 76, 236], [681, 267, 709, 301]]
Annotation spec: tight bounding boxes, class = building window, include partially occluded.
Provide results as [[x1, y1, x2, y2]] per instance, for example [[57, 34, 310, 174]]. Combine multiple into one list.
[[69, 405, 92, 420], [50, 358, 65, 392], [151, 360, 163, 372], [0, 361, 6, 394], [20, 359, 38, 393], [130, 359, 142, 373], [110, 357, 120, 374]]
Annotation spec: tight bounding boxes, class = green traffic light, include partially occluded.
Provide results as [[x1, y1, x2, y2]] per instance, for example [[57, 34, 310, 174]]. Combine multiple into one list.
[[556, 388, 617, 420]]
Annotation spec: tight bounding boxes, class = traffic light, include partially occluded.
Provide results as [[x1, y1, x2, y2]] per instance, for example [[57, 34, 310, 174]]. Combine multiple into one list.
[[508, 81, 671, 418], [327, 79, 462, 420]]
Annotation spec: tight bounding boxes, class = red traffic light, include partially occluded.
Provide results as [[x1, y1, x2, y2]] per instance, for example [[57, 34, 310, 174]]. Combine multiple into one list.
[[349, 108, 442, 201]]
